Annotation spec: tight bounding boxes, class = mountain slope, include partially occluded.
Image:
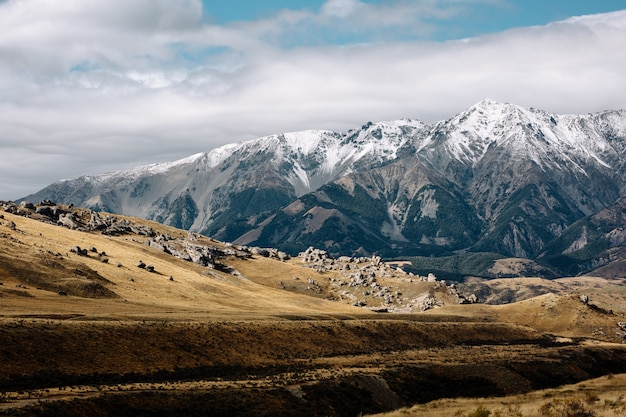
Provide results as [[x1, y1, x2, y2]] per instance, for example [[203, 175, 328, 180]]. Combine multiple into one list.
[[0, 200, 371, 318], [539, 196, 626, 275], [419, 100, 625, 257], [21, 100, 626, 269], [235, 100, 626, 260], [235, 157, 482, 257], [23, 121, 423, 244]]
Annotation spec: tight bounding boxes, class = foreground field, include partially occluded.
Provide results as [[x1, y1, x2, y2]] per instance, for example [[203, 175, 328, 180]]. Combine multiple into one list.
[[1, 316, 625, 417], [1, 203, 626, 416], [369, 373, 626, 417]]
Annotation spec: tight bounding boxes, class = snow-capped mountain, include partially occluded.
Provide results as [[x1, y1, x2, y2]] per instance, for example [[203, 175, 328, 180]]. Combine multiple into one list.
[[21, 99, 626, 275], [23, 119, 424, 242]]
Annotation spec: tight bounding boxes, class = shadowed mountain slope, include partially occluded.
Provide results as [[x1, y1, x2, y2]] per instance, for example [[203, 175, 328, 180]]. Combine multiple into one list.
[[21, 100, 626, 276]]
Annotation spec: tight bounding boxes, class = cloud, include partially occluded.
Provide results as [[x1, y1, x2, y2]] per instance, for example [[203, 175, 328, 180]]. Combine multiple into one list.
[[1, 0, 625, 199], [322, 0, 364, 18]]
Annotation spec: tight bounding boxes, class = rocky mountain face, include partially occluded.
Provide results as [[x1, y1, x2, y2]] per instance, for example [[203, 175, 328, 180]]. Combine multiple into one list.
[[25, 120, 423, 244], [21, 100, 626, 276], [539, 196, 626, 275], [231, 100, 626, 262]]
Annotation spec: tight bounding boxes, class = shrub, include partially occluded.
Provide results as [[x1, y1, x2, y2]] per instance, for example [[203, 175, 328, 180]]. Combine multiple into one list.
[[539, 399, 596, 417], [466, 405, 492, 417], [584, 392, 600, 405], [493, 404, 523, 417]]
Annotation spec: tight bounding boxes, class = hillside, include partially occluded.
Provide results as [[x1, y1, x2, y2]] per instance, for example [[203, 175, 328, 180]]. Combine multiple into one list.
[[1, 201, 626, 416], [0, 201, 365, 320]]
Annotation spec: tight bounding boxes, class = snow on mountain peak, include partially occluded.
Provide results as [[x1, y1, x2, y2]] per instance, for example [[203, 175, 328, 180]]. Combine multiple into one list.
[[55, 101, 626, 203], [203, 143, 240, 168], [281, 130, 337, 155], [424, 99, 624, 173], [428, 99, 520, 164], [71, 152, 208, 185], [120, 152, 207, 176]]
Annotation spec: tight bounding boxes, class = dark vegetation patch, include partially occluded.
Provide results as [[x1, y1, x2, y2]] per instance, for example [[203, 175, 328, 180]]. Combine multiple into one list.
[[0, 320, 543, 391], [3, 346, 626, 417], [0, 252, 117, 299], [403, 252, 504, 281]]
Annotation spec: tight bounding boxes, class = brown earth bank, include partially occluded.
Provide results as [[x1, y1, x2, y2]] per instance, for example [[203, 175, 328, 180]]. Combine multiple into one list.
[[0, 318, 543, 391], [1, 318, 626, 417]]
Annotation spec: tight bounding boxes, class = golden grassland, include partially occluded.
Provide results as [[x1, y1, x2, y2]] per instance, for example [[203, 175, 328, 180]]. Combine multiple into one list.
[[1, 208, 626, 416], [0, 210, 362, 320], [368, 373, 626, 417]]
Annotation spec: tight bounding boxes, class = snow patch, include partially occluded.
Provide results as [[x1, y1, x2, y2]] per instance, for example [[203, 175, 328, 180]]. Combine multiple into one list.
[[563, 226, 588, 254], [288, 162, 311, 191], [417, 188, 438, 219]]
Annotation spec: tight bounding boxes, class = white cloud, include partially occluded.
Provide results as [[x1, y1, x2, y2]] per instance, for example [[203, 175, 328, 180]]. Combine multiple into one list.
[[322, 0, 364, 18], [0, 0, 625, 200]]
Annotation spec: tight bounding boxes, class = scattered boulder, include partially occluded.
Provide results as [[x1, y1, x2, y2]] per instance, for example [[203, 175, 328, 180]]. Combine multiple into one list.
[[19, 201, 35, 210], [35, 206, 54, 217], [462, 294, 478, 304], [2, 202, 18, 214], [250, 247, 270, 257], [35, 205, 66, 220], [57, 212, 81, 229], [70, 246, 88, 256], [185, 243, 218, 267], [300, 247, 330, 264]]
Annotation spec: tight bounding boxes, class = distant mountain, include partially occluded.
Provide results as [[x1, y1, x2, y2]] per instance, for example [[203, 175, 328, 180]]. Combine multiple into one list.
[[24, 120, 424, 243], [22, 99, 626, 275], [228, 100, 626, 260]]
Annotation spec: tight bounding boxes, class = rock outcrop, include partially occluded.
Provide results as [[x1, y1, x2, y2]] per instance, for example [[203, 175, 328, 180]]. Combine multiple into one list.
[[297, 246, 465, 312], [1, 200, 156, 236]]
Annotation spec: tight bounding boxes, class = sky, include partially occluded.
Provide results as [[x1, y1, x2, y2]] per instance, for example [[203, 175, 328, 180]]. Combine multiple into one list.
[[1, 0, 626, 200]]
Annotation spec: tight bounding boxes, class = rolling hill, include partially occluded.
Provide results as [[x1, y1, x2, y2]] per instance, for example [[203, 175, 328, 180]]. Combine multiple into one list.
[[1, 200, 626, 416]]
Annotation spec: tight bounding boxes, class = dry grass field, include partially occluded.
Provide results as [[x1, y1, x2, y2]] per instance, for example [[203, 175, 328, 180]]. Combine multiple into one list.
[[1, 203, 626, 416], [368, 373, 626, 417]]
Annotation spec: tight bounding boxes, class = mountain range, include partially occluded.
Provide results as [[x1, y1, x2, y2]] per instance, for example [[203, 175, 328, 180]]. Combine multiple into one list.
[[21, 99, 626, 277]]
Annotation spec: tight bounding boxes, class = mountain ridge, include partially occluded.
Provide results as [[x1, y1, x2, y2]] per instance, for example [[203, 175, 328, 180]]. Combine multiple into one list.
[[21, 99, 626, 276]]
